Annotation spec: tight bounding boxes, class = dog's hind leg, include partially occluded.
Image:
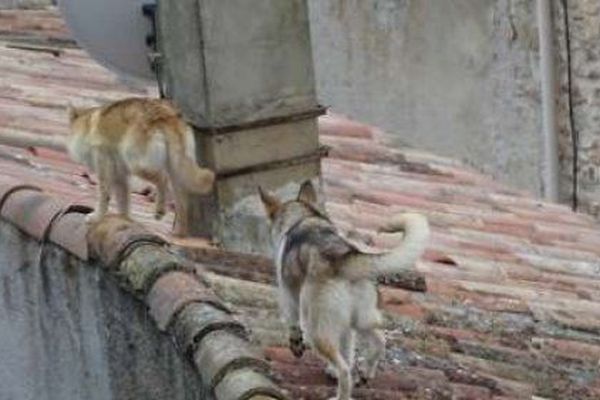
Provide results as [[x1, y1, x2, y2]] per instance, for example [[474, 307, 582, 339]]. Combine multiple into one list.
[[362, 329, 385, 380], [86, 150, 113, 224], [114, 174, 130, 218], [151, 173, 168, 220], [341, 330, 356, 366], [314, 337, 353, 400], [325, 330, 355, 380]]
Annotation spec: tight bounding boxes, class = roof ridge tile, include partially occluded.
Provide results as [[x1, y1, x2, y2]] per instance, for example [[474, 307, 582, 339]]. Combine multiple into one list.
[[0, 180, 41, 214], [86, 214, 167, 268], [148, 271, 227, 331], [48, 209, 89, 259], [84, 214, 288, 399]]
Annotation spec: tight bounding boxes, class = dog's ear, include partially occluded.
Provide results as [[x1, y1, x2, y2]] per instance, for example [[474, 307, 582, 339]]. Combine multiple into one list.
[[297, 180, 317, 205], [67, 103, 82, 122], [258, 186, 282, 219]]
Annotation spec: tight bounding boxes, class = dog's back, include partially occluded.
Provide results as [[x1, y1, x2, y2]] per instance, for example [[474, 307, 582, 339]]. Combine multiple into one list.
[[279, 217, 357, 280]]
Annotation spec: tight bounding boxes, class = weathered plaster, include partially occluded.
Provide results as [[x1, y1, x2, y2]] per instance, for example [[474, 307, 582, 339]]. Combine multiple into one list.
[[0, 222, 208, 400], [309, 0, 545, 196]]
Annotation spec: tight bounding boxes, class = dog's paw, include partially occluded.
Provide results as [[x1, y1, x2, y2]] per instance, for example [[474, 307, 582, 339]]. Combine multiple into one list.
[[325, 364, 337, 380], [355, 369, 369, 387], [289, 327, 306, 359], [154, 207, 166, 220], [289, 335, 306, 358]]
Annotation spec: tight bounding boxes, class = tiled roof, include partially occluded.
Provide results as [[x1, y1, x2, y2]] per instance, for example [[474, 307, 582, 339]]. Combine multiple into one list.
[[1, 8, 600, 400]]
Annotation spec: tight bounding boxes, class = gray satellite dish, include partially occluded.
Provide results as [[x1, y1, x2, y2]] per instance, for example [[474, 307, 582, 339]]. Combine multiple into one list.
[[57, 0, 156, 82]]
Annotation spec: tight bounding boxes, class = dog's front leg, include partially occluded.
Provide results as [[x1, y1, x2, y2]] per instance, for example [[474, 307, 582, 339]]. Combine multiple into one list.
[[289, 325, 305, 359], [278, 285, 306, 358]]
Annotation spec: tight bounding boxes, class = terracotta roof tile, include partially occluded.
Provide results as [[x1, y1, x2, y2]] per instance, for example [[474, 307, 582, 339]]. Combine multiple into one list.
[[173, 301, 246, 357], [194, 331, 270, 391], [47, 209, 89, 259], [118, 244, 194, 295], [86, 215, 167, 268], [1, 8, 600, 399], [213, 367, 286, 400], [0, 186, 62, 239], [147, 271, 224, 331]]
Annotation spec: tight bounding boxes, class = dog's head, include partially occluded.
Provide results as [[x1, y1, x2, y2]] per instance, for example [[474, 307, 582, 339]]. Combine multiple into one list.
[[66, 104, 95, 136], [258, 180, 324, 245]]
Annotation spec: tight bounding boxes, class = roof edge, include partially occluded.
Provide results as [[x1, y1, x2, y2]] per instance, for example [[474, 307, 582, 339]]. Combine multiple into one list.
[[0, 177, 288, 400]]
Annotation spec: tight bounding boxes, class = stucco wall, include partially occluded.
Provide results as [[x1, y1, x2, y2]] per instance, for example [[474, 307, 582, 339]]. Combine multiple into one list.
[[309, 0, 545, 196], [0, 221, 208, 400]]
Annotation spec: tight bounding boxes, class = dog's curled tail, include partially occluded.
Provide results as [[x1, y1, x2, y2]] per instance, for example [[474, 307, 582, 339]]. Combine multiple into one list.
[[342, 213, 430, 280], [164, 122, 215, 194]]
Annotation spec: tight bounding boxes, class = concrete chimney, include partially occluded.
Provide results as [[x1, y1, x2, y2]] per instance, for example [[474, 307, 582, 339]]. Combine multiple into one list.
[[157, 0, 323, 253]]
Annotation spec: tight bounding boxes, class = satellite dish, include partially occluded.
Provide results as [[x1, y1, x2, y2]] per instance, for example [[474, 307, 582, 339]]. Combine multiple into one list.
[[57, 0, 156, 82]]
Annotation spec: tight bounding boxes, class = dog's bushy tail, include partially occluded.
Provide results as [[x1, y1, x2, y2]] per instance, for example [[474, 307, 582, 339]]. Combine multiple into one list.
[[164, 121, 214, 194], [341, 213, 429, 280]]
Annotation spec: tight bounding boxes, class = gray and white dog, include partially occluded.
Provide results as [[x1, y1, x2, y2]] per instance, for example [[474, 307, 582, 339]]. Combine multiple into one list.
[[259, 180, 430, 400]]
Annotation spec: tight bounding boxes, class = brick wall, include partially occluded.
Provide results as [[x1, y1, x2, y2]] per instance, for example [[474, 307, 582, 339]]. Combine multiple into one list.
[[555, 0, 600, 215]]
